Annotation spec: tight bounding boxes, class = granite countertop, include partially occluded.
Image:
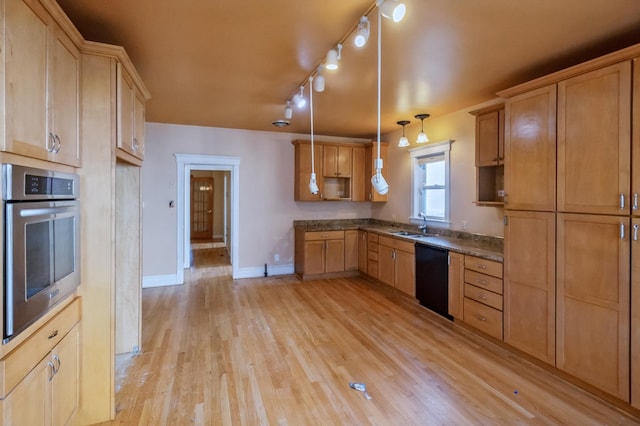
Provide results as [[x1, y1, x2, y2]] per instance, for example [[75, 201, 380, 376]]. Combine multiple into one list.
[[294, 219, 503, 262]]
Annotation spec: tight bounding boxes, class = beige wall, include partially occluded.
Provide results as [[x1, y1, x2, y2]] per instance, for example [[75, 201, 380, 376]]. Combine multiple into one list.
[[372, 99, 505, 237], [142, 123, 372, 281]]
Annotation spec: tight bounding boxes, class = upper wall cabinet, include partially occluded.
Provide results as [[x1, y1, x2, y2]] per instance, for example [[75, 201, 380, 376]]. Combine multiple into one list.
[[117, 63, 147, 164], [557, 62, 631, 215], [3, 0, 82, 167], [470, 105, 505, 205]]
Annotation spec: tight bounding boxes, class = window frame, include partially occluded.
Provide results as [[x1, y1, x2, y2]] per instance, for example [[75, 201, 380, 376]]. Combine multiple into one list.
[[408, 140, 453, 223]]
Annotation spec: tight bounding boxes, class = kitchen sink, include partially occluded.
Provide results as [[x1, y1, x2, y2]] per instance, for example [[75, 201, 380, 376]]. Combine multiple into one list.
[[391, 230, 425, 237]]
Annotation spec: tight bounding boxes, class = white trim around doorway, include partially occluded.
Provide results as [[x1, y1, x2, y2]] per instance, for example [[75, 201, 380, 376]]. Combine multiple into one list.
[[175, 153, 240, 282]]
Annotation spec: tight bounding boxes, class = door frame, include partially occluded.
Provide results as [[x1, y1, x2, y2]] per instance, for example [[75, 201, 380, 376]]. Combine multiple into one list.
[[175, 154, 240, 281]]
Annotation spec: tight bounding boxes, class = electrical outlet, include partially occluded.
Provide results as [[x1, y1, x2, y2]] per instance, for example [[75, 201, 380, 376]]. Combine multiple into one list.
[[461, 220, 468, 230], [274, 254, 280, 262]]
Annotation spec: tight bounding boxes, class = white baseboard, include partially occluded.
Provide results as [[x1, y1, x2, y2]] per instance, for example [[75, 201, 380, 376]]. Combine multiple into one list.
[[142, 274, 181, 288], [234, 264, 295, 279]]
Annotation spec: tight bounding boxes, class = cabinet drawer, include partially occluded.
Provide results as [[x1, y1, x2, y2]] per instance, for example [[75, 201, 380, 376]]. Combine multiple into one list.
[[305, 230, 344, 241], [464, 269, 503, 294], [0, 297, 81, 398], [378, 235, 415, 254], [368, 250, 378, 261], [464, 298, 503, 340], [464, 283, 503, 311], [368, 241, 379, 253], [368, 233, 378, 243], [464, 255, 502, 278]]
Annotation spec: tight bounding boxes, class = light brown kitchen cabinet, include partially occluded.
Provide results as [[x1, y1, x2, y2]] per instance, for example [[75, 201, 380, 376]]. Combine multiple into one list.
[[471, 105, 505, 205], [357, 230, 368, 273], [293, 141, 324, 201], [503, 84, 556, 211], [295, 230, 349, 279], [0, 300, 80, 426], [344, 230, 359, 271], [462, 255, 503, 340], [377, 235, 415, 297], [557, 62, 631, 215], [3, 0, 81, 167], [365, 142, 389, 202], [117, 63, 147, 163], [633, 58, 640, 220], [631, 218, 640, 408], [447, 251, 464, 319], [351, 146, 366, 201], [367, 232, 379, 279], [557, 213, 629, 401], [503, 210, 556, 365], [323, 145, 352, 178]]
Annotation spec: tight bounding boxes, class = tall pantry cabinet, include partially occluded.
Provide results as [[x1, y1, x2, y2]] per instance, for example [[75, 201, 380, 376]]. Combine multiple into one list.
[[500, 47, 640, 405], [77, 41, 150, 424]]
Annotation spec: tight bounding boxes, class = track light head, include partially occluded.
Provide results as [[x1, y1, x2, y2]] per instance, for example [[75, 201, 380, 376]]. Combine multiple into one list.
[[325, 44, 343, 70], [354, 16, 370, 47], [313, 68, 325, 92], [284, 101, 293, 119], [292, 86, 306, 108], [378, 0, 406, 22]]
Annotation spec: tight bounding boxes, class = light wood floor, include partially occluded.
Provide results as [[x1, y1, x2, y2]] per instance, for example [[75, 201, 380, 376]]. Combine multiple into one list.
[[101, 250, 640, 425]]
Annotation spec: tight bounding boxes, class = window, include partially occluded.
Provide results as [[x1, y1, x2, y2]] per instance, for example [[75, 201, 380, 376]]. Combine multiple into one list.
[[409, 140, 452, 222]]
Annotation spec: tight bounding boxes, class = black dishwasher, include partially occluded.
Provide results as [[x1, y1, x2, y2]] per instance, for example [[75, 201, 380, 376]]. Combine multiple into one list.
[[415, 244, 452, 321]]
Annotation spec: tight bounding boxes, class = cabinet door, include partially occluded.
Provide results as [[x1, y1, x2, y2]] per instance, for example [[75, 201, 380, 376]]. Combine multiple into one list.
[[504, 84, 556, 211], [378, 245, 394, 286], [133, 90, 146, 160], [337, 146, 352, 177], [51, 325, 79, 426], [557, 213, 629, 400], [394, 250, 415, 297], [344, 230, 358, 271], [322, 145, 338, 177], [294, 143, 323, 201], [357, 230, 368, 273], [503, 210, 555, 365], [476, 111, 500, 166], [304, 241, 325, 275], [448, 252, 464, 319], [117, 63, 135, 156], [351, 146, 366, 201], [558, 62, 631, 215], [1, 356, 48, 425], [631, 58, 640, 217], [49, 24, 81, 166], [4, 0, 50, 160], [632, 218, 640, 408], [324, 239, 345, 273]]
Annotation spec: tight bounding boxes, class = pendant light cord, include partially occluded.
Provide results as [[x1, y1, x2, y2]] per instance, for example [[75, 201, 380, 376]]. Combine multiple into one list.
[[376, 8, 381, 166], [309, 79, 315, 174]]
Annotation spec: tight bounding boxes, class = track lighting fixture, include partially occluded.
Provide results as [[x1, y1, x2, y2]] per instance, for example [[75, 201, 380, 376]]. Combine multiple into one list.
[[415, 113, 430, 143], [354, 16, 370, 47], [284, 101, 293, 120], [378, 0, 406, 22], [397, 120, 410, 147], [325, 44, 342, 70], [313, 67, 325, 92], [292, 86, 306, 108]]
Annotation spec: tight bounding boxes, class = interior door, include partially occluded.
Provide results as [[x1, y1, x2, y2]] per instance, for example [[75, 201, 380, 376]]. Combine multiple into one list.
[[190, 176, 214, 240]]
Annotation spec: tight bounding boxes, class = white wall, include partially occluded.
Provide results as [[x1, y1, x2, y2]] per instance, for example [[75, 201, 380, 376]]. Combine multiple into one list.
[[142, 123, 372, 282], [372, 99, 505, 237]]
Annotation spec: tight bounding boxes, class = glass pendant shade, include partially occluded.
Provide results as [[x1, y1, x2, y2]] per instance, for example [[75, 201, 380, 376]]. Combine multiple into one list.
[[397, 120, 410, 147], [417, 131, 428, 143]]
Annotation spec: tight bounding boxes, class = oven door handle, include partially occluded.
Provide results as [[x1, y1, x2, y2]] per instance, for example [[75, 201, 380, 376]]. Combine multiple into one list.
[[18, 206, 77, 217]]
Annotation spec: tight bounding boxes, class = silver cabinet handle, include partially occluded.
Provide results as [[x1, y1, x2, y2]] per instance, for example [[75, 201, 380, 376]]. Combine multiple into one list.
[[620, 193, 626, 209], [634, 224, 639, 242], [476, 264, 487, 270], [48, 361, 56, 382], [132, 137, 139, 151], [476, 278, 488, 285], [634, 194, 639, 211], [53, 354, 61, 373], [621, 223, 626, 240], [47, 133, 56, 152], [53, 134, 61, 153], [476, 315, 487, 322], [477, 294, 487, 300]]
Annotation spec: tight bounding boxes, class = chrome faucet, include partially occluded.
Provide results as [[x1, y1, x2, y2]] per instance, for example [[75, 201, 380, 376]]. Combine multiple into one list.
[[418, 212, 428, 233]]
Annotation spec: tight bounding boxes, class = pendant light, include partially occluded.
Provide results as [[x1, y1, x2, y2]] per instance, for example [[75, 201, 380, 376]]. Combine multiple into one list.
[[397, 120, 410, 147], [308, 79, 319, 195], [415, 113, 430, 143], [371, 5, 388, 195]]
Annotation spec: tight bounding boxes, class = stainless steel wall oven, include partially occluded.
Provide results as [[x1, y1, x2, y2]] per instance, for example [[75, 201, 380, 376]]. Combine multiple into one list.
[[3, 164, 80, 343]]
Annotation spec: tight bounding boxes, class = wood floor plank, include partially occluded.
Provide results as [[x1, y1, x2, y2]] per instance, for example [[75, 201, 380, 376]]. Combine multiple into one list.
[[97, 250, 640, 425]]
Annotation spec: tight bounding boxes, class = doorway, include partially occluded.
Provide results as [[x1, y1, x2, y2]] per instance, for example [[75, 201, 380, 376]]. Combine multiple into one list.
[[175, 154, 240, 283]]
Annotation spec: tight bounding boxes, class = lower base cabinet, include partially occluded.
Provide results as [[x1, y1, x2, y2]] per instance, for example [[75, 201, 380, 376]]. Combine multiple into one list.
[[377, 235, 415, 297], [0, 300, 80, 425]]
